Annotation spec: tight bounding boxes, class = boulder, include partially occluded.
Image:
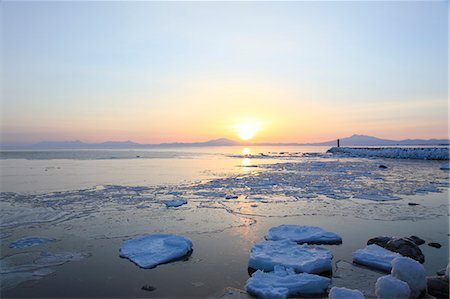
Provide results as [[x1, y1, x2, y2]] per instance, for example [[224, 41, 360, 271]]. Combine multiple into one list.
[[384, 238, 425, 263], [427, 276, 449, 298], [407, 235, 425, 246], [367, 236, 392, 248]]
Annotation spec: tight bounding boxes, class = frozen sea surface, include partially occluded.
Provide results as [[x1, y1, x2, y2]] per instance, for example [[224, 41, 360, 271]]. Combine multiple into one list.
[[0, 146, 448, 297]]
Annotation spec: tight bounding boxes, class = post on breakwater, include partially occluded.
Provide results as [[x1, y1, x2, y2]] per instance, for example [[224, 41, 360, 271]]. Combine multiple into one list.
[[337, 139, 340, 147]]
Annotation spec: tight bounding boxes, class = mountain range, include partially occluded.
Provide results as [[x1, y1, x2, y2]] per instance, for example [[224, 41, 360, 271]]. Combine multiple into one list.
[[2, 134, 448, 149]]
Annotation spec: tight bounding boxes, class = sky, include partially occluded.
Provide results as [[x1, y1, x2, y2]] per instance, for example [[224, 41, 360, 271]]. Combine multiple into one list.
[[1, 1, 448, 145]]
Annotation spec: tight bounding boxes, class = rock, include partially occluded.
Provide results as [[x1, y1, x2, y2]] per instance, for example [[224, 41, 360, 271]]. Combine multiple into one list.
[[391, 257, 426, 298], [427, 276, 449, 298], [379, 165, 388, 169], [375, 275, 411, 299], [328, 287, 365, 299], [367, 236, 392, 248], [428, 242, 442, 248], [436, 268, 446, 276], [385, 237, 425, 263], [408, 235, 425, 246], [141, 285, 156, 292], [408, 202, 420, 206]]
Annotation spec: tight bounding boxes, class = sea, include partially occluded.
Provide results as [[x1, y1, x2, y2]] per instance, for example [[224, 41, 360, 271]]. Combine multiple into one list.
[[0, 146, 448, 297]]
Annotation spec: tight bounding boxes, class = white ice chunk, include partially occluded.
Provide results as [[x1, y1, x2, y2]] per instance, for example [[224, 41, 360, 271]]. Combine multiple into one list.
[[375, 275, 410, 299], [246, 266, 330, 298], [266, 224, 342, 244], [119, 233, 193, 268], [391, 257, 426, 298], [352, 244, 401, 272], [163, 199, 187, 207], [9, 236, 56, 249], [328, 287, 365, 299], [249, 239, 332, 274]]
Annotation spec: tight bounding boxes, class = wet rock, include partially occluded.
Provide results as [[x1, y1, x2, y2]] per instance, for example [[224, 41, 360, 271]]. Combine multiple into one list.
[[385, 238, 425, 263], [379, 165, 388, 169], [427, 276, 449, 298], [367, 236, 392, 248], [428, 242, 442, 248], [408, 235, 425, 246], [141, 285, 156, 292], [436, 268, 446, 276], [408, 202, 420, 206]]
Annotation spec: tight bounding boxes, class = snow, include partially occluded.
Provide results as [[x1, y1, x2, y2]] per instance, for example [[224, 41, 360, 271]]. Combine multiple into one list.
[[375, 275, 411, 299], [248, 239, 332, 274], [328, 147, 449, 160], [328, 287, 365, 299], [266, 224, 342, 244], [9, 236, 56, 249], [391, 257, 426, 298], [163, 199, 187, 208], [352, 244, 401, 272], [119, 234, 193, 268], [245, 265, 330, 298]]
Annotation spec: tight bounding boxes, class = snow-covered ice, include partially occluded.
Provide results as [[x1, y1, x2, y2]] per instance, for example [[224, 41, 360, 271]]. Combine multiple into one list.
[[9, 236, 56, 249], [163, 199, 188, 207], [391, 257, 426, 298], [328, 147, 449, 160], [119, 234, 193, 268], [245, 266, 330, 298], [328, 287, 365, 299], [248, 239, 332, 274], [352, 244, 401, 272], [375, 275, 411, 299], [266, 224, 342, 244]]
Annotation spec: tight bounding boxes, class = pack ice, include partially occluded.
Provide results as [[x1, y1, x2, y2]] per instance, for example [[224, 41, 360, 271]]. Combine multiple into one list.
[[245, 266, 330, 298], [119, 234, 193, 268], [248, 239, 332, 274], [352, 244, 401, 272], [266, 224, 342, 244], [9, 236, 56, 249], [163, 199, 188, 208]]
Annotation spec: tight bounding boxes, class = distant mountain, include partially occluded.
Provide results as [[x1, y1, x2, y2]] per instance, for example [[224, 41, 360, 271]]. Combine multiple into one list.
[[3, 134, 448, 149], [312, 134, 449, 146]]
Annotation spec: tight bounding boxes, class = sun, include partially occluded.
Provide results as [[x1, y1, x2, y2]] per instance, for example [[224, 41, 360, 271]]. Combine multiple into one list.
[[235, 121, 260, 141]]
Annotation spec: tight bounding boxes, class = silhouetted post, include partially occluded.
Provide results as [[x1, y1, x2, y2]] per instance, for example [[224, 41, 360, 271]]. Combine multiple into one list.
[[337, 139, 340, 147]]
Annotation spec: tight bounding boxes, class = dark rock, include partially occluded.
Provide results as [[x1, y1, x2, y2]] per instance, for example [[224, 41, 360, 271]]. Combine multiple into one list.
[[428, 242, 442, 248], [141, 285, 156, 292], [385, 237, 425, 263], [437, 268, 446, 276], [427, 276, 449, 298], [408, 202, 420, 206], [367, 236, 392, 248], [408, 235, 426, 245], [379, 165, 388, 169]]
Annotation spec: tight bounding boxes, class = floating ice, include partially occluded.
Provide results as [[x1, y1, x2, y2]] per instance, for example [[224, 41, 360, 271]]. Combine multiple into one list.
[[352, 244, 401, 272], [375, 275, 410, 299], [1, 202, 67, 227], [266, 224, 342, 244], [354, 194, 400, 201], [328, 287, 365, 299], [245, 266, 330, 298], [391, 257, 426, 298], [163, 199, 187, 208], [248, 240, 332, 274], [328, 147, 449, 160], [119, 234, 193, 268], [9, 236, 56, 249]]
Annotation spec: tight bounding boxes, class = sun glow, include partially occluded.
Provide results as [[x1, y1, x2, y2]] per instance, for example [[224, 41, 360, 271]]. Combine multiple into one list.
[[235, 121, 260, 141]]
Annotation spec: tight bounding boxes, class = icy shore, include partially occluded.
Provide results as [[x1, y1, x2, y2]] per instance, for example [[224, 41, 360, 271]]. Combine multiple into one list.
[[328, 147, 449, 160]]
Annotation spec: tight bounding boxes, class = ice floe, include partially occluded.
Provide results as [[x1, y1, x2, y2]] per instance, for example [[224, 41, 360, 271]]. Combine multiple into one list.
[[352, 244, 401, 272], [9, 236, 56, 249], [328, 287, 365, 299], [391, 257, 426, 298], [266, 224, 342, 244], [119, 234, 193, 268], [163, 199, 188, 207], [1, 202, 67, 227], [248, 240, 332, 274], [328, 147, 449, 160], [375, 275, 410, 299], [245, 266, 330, 298]]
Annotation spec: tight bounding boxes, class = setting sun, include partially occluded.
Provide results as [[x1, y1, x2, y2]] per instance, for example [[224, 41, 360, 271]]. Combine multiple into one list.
[[235, 121, 261, 141]]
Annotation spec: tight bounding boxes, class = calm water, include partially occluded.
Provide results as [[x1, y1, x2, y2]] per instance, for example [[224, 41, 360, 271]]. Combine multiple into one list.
[[1, 146, 448, 298]]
